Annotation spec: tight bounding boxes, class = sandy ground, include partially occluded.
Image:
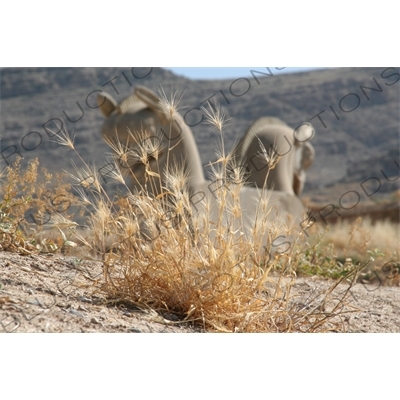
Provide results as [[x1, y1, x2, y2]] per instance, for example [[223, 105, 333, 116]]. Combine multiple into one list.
[[1, 251, 399, 333]]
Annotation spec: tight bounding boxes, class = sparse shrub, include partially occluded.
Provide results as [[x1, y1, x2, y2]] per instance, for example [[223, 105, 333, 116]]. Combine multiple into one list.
[[0, 157, 78, 254], [294, 217, 399, 284]]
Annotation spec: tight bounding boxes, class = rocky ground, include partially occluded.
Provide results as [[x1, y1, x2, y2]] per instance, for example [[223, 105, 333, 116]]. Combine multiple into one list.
[[1, 251, 399, 333]]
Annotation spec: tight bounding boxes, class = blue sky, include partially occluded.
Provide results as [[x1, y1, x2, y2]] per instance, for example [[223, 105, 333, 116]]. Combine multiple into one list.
[[164, 67, 324, 80]]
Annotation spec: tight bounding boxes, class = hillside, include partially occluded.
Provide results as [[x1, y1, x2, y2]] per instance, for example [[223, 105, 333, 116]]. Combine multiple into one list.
[[1, 67, 399, 205]]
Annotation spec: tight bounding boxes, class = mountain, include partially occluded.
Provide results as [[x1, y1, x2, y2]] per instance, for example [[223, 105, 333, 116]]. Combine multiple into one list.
[[1, 67, 399, 205]]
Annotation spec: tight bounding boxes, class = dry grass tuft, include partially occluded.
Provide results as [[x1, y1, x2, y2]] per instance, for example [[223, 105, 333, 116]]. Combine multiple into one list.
[[0, 157, 80, 254], [96, 218, 361, 331]]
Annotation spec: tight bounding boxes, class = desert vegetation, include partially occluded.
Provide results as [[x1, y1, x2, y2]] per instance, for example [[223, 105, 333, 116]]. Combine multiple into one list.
[[2, 88, 398, 333]]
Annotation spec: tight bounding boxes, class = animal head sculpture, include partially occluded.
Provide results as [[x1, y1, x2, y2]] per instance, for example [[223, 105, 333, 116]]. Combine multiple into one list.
[[232, 117, 315, 196], [98, 87, 310, 242], [97, 86, 205, 195]]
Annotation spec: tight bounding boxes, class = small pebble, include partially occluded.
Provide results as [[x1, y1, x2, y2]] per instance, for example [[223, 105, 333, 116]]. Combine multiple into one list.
[[26, 298, 42, 306], [163, 313, 180, 321], [78, 296, 92, 303], [69, 309, 85, 318]]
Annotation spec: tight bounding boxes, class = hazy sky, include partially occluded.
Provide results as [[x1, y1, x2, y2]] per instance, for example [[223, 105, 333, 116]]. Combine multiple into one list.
[[164, 67, 324, 80]]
